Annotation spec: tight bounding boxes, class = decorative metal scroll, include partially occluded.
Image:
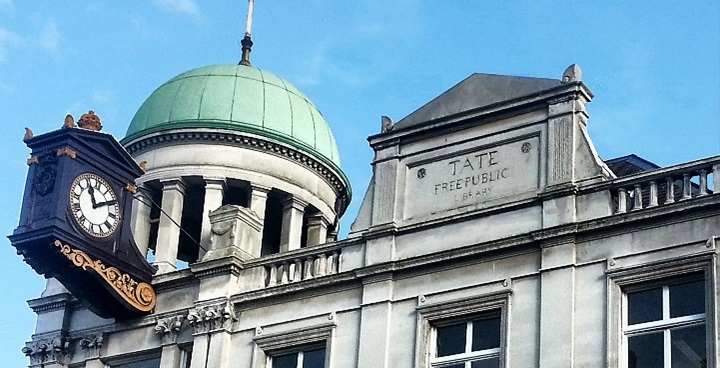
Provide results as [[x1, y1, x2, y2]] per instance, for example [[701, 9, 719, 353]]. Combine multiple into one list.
[[54, 240, 156, 312]]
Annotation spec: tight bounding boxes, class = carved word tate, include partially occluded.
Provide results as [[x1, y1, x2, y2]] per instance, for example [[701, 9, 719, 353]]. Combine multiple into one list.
[[433, 149, 510, 202]]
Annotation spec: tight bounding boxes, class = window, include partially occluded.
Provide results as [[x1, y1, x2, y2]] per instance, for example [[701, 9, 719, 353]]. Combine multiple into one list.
[[606, 253, 715, 368], [253, 322, 334, 368], [112, 357, 161, 368], [271, 346, 326, 368], [431, 311, 501, 368], [624, 276, 706, 368], [416, 291, 509, 368]]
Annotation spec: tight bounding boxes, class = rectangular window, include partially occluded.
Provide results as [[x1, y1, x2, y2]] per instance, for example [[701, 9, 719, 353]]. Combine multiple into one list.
[[624, 276, 706, 368], [271, 346, 326, 368], [112, 357, 161, 368], [431, 311, 501, 368]]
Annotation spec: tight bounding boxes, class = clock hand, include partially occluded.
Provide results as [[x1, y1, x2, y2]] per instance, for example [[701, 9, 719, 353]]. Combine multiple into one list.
[[87, 185, 98, 207], [93, 199, 117, 208]]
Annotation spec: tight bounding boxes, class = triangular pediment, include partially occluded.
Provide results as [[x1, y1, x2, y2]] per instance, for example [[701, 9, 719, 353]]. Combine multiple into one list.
[[395, 73, 562, 129]]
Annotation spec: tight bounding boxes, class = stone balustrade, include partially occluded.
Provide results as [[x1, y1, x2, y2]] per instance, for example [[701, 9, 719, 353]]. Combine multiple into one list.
[[263, 247, 341, 287], [611, 157, 719, 214]]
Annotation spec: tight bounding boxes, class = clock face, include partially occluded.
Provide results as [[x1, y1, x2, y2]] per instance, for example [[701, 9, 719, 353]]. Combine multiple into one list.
[[69, 173, 121, 238]]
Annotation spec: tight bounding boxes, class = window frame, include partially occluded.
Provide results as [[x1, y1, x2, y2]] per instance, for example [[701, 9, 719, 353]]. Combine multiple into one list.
[[252, 322, 335, 368], [606, 252, 716, 368], [416, 291, 510, 368]]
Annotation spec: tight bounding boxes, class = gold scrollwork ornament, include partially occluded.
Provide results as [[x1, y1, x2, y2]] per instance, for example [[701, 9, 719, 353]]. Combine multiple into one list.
[[54, 240, 156, 312]]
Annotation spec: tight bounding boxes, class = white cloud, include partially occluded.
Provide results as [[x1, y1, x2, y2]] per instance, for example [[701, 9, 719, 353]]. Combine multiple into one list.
[[36, 21, 60, 57], [153, 0, 199, 15], [0, 27, 20, 62], [93, 91, 113, 104]]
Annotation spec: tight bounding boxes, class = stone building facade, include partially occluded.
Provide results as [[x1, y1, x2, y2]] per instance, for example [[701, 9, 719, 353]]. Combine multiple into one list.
[[21, 62, 720, 368]]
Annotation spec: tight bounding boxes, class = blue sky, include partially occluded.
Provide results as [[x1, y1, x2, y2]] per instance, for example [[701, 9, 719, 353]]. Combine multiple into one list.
[[0, 1, 718, 365]]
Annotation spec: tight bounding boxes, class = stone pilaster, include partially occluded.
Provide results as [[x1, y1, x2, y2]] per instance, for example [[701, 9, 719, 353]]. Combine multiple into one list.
[[155, 315, 186, 368], [247, 184, 270, 220], [279, 196, 307, 252], [131, 187, 153, 257], [305, 214, 329, 246], [200, 177, 226, 260], [155, 178, 187, 274], [187, 301, 236, 368]]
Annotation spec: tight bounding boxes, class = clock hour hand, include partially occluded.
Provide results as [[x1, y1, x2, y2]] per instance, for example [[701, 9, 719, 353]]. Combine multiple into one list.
[[87, 185, 98, 207], [93, 199, 117, 209]]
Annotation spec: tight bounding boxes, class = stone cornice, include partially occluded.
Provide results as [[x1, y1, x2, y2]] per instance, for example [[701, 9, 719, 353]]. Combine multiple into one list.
[[27, 293, 75, 313], [123, 129, 351, 216]]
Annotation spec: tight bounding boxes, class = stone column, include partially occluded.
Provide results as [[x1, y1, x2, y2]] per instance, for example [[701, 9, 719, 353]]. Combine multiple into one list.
[[305, 214, 329, 247], [188, 302, 236, 368], [155, 179, 187, 274], [247, 184, 270, 220], [131, 186, 152, 257], [199, 177, 226, 260], [279, 196, 306, 252], [78, 333, 104, 368]]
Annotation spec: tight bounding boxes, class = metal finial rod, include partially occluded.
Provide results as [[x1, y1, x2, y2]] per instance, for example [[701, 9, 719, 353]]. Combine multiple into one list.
[[239, 0, 254, 66], [245, 0, 254, 37]]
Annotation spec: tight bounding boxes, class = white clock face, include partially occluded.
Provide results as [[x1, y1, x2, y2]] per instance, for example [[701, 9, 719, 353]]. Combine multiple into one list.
[[69, 173, 121, 238]]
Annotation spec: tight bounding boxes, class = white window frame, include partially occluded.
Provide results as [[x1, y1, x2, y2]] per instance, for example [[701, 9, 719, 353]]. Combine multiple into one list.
[[252, 322, 334, 368], [606, 252, 716, 368], [416, 290, 510, 368]]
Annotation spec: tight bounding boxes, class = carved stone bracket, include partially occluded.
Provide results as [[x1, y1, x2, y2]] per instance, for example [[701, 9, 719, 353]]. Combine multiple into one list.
[[186, 301, 236, 335], [78, 333, 104, 359], [154, 315, 185, 345], [22, 336, 71, 366]]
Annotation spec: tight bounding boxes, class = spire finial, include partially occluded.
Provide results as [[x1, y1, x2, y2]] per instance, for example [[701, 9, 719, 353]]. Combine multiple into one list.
[[239, 0, 255, 66]]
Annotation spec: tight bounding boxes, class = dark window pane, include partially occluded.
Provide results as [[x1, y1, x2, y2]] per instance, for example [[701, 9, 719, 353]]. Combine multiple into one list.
[[439, 365, 464, 368], [628, 332, 663, 368], [671, 324, 706, 368], [670, 280, 705, 318], [114, 358, 161, 368], [303, 348, 326, 368], [628, 288, 662, 325], [436, 322, 467, 357], [472, 316, 501, 351], [471, 357, 500, 368], [273, 354, 297, 368]]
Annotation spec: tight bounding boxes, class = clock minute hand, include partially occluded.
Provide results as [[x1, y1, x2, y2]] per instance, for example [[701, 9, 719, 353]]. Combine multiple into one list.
[[93, 199, 117, 209]]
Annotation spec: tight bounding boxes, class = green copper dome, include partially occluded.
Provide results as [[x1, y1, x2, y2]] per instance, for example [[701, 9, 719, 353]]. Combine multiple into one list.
[[122, 64, 341, 166]]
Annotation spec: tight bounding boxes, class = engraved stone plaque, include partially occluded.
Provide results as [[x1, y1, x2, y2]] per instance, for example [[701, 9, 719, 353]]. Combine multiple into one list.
[[405, 136, 540, 219]]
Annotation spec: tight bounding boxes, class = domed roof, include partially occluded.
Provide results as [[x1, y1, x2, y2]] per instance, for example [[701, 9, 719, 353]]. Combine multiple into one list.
[[122, 64, 341, 167]]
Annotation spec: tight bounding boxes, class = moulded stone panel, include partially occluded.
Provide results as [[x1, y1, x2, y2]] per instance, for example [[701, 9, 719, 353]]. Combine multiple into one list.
[[404, 136, 541, 219]]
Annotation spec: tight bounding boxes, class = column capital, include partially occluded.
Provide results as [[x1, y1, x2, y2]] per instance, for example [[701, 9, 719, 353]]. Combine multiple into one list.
[[306, 214, 329, 227], [249, 183, 271, 194], [160, 178, 187, 194], [203, 176, 227, 189], [281, 195, 308, 211]]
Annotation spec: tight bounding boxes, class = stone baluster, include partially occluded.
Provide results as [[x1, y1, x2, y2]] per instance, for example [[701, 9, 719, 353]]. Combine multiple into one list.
[[280, 196, 307, 253], [617, 188, 628, 214], [648, 181, 658, 207], [304, 256, 314, 279], [316, 253, 328, 277], [267, 264, 278, 287], [280, 261, 290, 284], [632, 184, 643, 211], [682, 173, 692, 200], [155, 179, 187, 274], [698, 169, 708, 196], [200, 177, 226, 260], [293, 259, 303, 281], [665, 177, 675, 204], [330, 250, 340, 274]]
